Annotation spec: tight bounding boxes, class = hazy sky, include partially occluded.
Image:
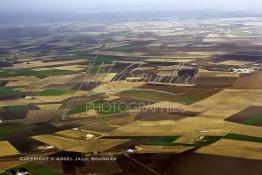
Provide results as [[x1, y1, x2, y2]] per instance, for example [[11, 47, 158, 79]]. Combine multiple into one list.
[[1, 0, 262, 13]]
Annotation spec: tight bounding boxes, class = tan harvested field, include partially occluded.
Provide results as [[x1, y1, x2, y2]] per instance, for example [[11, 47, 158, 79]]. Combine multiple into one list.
[[32, 135, 83, 149], [104, 95, 120, 101], [188, 89, 262, 119], [110, 117, 238, 137], [233, 124, 262, 138], [92, 81, 144, 94], [25, 110, 64, 124], [25, 74, 81, 90], [37, 104, 62, 110], [218, 60, 254, 66], [67, 139, 129, 153], [3, 76, 39, 87], [0, 141, 20, 157], [196, 139, 262, 160], [198, 69, 239, 78], [93, 51, 148, 57], [55, 130, 98, 139], [71, 73, 118, 83], [136, 101, 187, 113], [0, 160, 28, 172], [35, 65, 85, 71], [232, 71, 262, 89], [34, 91, 87, 103], [174, 133, 201, 144], [0, 98, 42, 107], [138, 145, 195, 153], [70, 109, 99, 118], [32, 134, 128, 153], [145, 58, 196, 63]]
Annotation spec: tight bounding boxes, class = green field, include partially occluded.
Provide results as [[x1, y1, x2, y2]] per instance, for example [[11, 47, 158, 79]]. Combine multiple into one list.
[[4, 105, 28, 113], [0, 123, 34, 141], [193, 136, 221, 147], [105, 45, 138, 52], [68, 101, 128, 115], [224, 133, 262, 143], [0, 87, 15, 96], [243, 115, 262, 126], [38, 89, 74, 96], [144, 136, 180, 146], [230, 31, 253, 37], [0, 69, 81, 79], [120, 90, 178, 102], [7, 163, 60, 175]]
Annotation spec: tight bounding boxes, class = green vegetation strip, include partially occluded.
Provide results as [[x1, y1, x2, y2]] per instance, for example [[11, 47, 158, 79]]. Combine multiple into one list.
[[230, 31, 253, 37], [4, 105, 28, 113], [0, 87, 15, 96], [120, 90, 177, 102], [224, 133, 262, 143], [0, 123, 34, 141], [193, 136, 221, 147], [105, 45, 139, 52], [68, 101, 128, 115], [144, 134, 262, 147], [144, 136, 221, 147], [38, 89, 74, 96], [0, 69, 81, 79], [243, 115, 262, 125], [144, 136, 180, 146]]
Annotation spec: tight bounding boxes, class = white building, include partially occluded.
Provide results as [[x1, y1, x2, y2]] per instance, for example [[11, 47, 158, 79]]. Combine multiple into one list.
[[231, 68, 255, 74]]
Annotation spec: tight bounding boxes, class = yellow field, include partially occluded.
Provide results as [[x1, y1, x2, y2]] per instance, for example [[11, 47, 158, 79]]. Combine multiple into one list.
[[3, 76, 39, 87], [35, 65, 85, 71], [0, 141, 20, 157], [26, 74, 81, 90], [196, 139, 262, 160], [55, 130, 96, 139], [138, 145, 194, 153], [67, 139, 129, 153], [37, 104, 62, 110], [218, 60, 254, 66], [32, 135, 83, 149], [188, 89, 262, 119], [32, 134, 128, 153], [92, 81, 144, 94], [110, 117, 237, 137]]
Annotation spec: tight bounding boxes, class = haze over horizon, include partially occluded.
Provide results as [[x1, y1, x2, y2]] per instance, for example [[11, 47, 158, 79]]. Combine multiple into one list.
[[1, 0, 262, 14]]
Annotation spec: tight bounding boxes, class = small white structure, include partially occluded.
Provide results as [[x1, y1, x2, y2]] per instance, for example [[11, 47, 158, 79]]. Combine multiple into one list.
[[86, 134, 95, 139], [230, 68, 255, 74], [46, 145, 55, 149], [16, 172, 28, 175], [72, 128, 80, 131], [127, 149, 136, 153], [24, 96, 33, 100]]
